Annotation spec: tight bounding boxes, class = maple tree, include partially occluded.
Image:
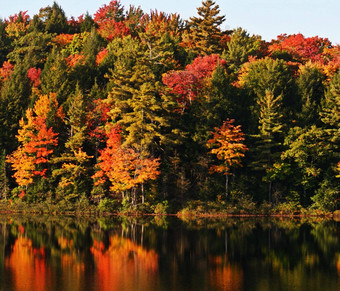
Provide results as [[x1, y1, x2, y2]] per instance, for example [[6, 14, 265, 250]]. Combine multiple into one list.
[[207, 119, 248, 196], [92, 125, 160, 205], [27, 67, 41, 87], [0, 61, 14, 82], [162, 54, 226, 111], [94, 0, 130, 40], [6, 93, 61, 190]]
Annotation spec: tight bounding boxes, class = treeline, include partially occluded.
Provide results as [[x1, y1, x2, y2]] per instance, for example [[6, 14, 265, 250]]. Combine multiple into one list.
[[0, 0, 339, 212]]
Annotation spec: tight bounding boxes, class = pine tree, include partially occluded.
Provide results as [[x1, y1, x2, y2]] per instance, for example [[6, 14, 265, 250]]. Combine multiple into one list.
[[52, 87, 92, 200], [0, 59, 31, 151], [222, 28, 262, 73], [43, 2, 69, 34], [251, 90, 284, 202], [184, 0, 226, 55], [320, 70, 340, 144], [296, 64, 325, 126]]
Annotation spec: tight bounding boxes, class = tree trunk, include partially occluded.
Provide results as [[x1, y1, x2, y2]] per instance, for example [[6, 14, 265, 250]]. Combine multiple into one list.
[[268, 181, 272, 202], [141, 183, 145, 204], [225, 174, 229, 198]]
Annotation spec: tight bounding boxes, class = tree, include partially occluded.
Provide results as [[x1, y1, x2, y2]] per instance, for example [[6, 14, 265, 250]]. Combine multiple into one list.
[[6, 93, 61, 192], [268, 33, 331, 63], [183, 0, 226, 55], [93, 0, 129, 40], [251, 90, 284, 202], [92, 125, 160, 205], [43, 2, 69, 34], [237, 57, 295, 126], [320, 70, 340, 145], [282, 126, 335, 208], [222, 28, 262, 73], [0, 149, 9, 199], [0, 59, 31, 151], [207, 119, 248, 196], [296, 64, 326, 126], [162, 54, 226, 112], [52, 87, 92, 201]]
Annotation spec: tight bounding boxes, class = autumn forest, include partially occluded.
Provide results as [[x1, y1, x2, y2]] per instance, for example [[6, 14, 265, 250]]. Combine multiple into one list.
[[0, 0, 339, 214]]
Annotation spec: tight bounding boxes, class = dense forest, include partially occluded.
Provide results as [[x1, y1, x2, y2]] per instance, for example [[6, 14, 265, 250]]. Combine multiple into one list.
[[0, 0, 339, 213]]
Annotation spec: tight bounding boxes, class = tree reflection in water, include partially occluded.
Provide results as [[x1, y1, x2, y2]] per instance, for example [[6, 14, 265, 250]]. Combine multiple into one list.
[[0, 216, 338, 291]]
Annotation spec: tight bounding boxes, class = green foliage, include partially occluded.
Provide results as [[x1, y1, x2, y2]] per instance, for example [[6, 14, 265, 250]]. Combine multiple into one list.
[[223, 28, 262, 73], [154, 200, 169, 215], [0, 0, 337, 213], [186, 0, 226, 55]]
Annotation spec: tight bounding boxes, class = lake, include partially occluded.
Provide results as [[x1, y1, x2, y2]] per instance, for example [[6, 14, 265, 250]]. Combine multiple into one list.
[[0, 215, 339, 291]]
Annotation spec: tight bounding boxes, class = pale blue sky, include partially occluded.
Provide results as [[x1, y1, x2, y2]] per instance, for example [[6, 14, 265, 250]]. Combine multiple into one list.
[[1, 0, 339, 44]]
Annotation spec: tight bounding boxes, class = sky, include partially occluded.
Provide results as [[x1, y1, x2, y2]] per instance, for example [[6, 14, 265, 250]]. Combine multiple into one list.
[[0, 0, 339, 44]]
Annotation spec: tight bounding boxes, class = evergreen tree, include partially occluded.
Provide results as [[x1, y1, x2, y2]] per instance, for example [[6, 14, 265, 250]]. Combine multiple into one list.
[[40, 48, 71, 105], [250, 90, 284, 202], [222, 28, 262, 73], [0, 59, 31, 151], [0, 19, 12, 65], [296, 64, 325, 126], [44, 2, 69, 34], [185, 0, 226, 55], [320, 70, 340, 144], [80, 12, 96, 32], [52, 87, 92, 201]]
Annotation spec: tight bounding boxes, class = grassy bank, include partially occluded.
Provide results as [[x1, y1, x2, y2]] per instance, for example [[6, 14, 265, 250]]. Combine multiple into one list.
[[0, 198, 338, 220]]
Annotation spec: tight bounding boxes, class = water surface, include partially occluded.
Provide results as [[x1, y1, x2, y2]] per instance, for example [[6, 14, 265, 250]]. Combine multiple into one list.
[[0, 215, 339, 291]]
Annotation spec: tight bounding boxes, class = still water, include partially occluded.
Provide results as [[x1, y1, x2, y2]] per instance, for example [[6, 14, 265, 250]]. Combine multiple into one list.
[[0, 215, 339, 291]]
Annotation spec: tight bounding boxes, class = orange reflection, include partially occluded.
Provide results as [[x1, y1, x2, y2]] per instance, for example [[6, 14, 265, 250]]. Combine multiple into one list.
[[91, 235, 159, 291], [5, 237, 50, 291], [209, 256, 243, 291]]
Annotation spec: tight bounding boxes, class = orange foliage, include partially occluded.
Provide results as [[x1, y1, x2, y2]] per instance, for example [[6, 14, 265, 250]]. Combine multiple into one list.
[[5, 11, 29, 38], [93, 125, 160, 194], [53, 34, 74, 46], [91, 235, 159, 291], [207, 119, 248, 175], [7, 93, 62, 188], [66, 53, 86, 68], [0, 61, 14, 81], [209, 256, 243, 291], [5, 237, 50, 291], [96, 48, 108, 65]]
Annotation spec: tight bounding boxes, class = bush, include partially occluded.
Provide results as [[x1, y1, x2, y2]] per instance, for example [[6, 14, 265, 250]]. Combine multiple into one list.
[[98, 197, 117, 213], [154, 200, 169, 215]]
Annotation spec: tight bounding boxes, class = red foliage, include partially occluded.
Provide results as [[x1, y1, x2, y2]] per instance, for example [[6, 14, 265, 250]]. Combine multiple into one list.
[[98, 20, 130, 40], [269, 33, 331, 62], [94, 0, 124, 24], [0, 61, 14, 81], [94, 0, 130, 40], [162, 54, 226, 110], [7, 94, 61, 187], [86, 99, 110, 142], [27, 67, 41, 87], [96, 48, 108, 65], [186, 54, 226, 79], [68, 16, 80, 30], [6, 11, 29, 24]]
